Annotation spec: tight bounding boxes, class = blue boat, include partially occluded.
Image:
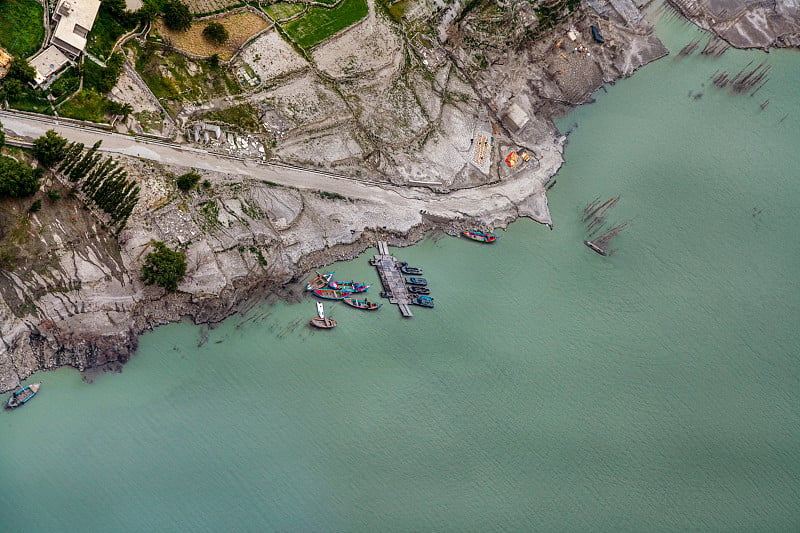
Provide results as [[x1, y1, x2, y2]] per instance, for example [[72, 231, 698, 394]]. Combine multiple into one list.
[[411, 296, 434, 308], [591, 25, 605, 43], [406, 277, 427, 286], [6, 382, 41, 409]]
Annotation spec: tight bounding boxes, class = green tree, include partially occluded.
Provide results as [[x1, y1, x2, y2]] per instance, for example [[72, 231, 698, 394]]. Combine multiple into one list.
[[135, 0, 160, 24], [202, 22, 228, 45], [28, 199, 42, 213], [208, 54, 220, 68], [101, 0, 128, 17], [33, 130, 68, 168], [176, 170, 200, 191], [0, 119, 4, 149], [163, 0, 192, 32], [1, 78, 23, 101], [0, 156, 40, 198], [141, 241, 187, 291], [7, 57, 36, 83]]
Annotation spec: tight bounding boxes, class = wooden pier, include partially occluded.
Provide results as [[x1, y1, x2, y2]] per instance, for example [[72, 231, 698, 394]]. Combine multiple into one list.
[[372, 241, 413, 317]]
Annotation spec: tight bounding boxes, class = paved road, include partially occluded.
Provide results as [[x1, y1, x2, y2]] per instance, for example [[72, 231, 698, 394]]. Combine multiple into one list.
[[0, 110, 557, 225], [0, 110, 418, 205]]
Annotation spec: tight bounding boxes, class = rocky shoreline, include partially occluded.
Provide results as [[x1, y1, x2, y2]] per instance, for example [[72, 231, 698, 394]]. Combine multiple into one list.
[[0, 0, 675, 392], [667, 0, 800, 50]]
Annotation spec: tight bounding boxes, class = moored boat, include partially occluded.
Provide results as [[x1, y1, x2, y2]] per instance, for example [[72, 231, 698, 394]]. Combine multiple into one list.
[[405, 277, 427, 286], [400, 264, 423, 275], [329, 281, 369, 293], [407, 285, 430, 295], [6, 382, 41, 409], [310, 316, 337, 329], [316, 301, 325, 318], [306, 271, 334, 291], [411, 296, 434, 308], [461, 230, 497, 243], [342, 297, 383, 311], [342, 297, 382, 310], [312, 288, 352, 300]]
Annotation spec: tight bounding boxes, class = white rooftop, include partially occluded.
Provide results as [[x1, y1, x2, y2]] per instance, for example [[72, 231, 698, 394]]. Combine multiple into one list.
[[52, 0, 101, 55], [29, 45, 70, 86]]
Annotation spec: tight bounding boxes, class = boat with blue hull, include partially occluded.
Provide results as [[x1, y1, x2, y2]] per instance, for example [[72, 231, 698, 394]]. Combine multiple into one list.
[[6, 382, 41, 409], [411, 296, 434, 308]]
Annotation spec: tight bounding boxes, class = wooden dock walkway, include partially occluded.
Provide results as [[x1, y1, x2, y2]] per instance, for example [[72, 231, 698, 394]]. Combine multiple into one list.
[[372, 241, 413, 317]]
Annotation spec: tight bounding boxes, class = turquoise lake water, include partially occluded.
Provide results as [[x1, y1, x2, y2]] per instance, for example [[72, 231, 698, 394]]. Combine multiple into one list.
[[2, 10, 799, 531]]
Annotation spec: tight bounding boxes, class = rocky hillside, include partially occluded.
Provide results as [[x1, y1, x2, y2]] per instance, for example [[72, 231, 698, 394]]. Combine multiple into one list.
[[1, 0, 670, 392]]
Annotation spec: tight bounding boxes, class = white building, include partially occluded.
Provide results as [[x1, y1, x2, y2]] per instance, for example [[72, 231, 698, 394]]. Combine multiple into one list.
[[50, 0, 102, 59], [29, 46, 71, 87]]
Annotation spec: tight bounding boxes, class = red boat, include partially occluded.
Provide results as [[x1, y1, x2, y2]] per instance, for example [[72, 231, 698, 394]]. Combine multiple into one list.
[[461, 230, 497, 243]]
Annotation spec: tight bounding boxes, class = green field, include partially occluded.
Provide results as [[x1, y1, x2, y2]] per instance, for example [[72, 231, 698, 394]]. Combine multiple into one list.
[[282, 0, 368, 49], [87, 8, 136, 61], [58, 89, 109, 122], [0, 0, 44, 58], [205, 103, 263, 132], [263, 1, 306, 21], [131, 41, 241, 116]]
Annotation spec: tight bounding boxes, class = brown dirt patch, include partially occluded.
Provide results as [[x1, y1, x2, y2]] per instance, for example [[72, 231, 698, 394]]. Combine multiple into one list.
[[155, 13, 269, 61]]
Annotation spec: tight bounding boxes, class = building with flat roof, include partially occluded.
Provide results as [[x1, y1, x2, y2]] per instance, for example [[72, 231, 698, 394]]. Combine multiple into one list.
[[30, 46, 71, 87], [51, 0, 101, 58]]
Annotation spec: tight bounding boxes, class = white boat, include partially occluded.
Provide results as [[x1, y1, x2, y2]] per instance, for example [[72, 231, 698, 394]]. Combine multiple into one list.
[[316, 301, 325, 318]]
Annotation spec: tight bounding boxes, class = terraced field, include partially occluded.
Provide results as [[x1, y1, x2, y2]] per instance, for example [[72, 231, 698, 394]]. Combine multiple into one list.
[[184, 0, 243, 15], [263, 2, 306, 22], [154, 12, 269, 60], [282, 0, 368, 49]]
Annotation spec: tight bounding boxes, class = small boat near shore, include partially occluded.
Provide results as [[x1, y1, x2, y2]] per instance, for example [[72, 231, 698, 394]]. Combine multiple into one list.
[[316, 301, 325, 318], [306, 271, 334, 291], [462, 230, 497, 243], [310, 316, 337, 329], [312, 288, 352, 300], [329, 281, 369, 293], [406, 277, 427, 286], [342, 297, 382, 310], [6, 382, 41, 409]]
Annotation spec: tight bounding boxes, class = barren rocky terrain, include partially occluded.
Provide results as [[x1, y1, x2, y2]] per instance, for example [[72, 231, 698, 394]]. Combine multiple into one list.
[[1, 0, 674, 391], [669, 0, 800, 49]]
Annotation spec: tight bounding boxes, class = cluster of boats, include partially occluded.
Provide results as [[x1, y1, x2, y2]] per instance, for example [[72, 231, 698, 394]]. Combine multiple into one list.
[[402, 268, 434, 308], [306, 272, 383, 329], [378, 263, 434, 308]]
